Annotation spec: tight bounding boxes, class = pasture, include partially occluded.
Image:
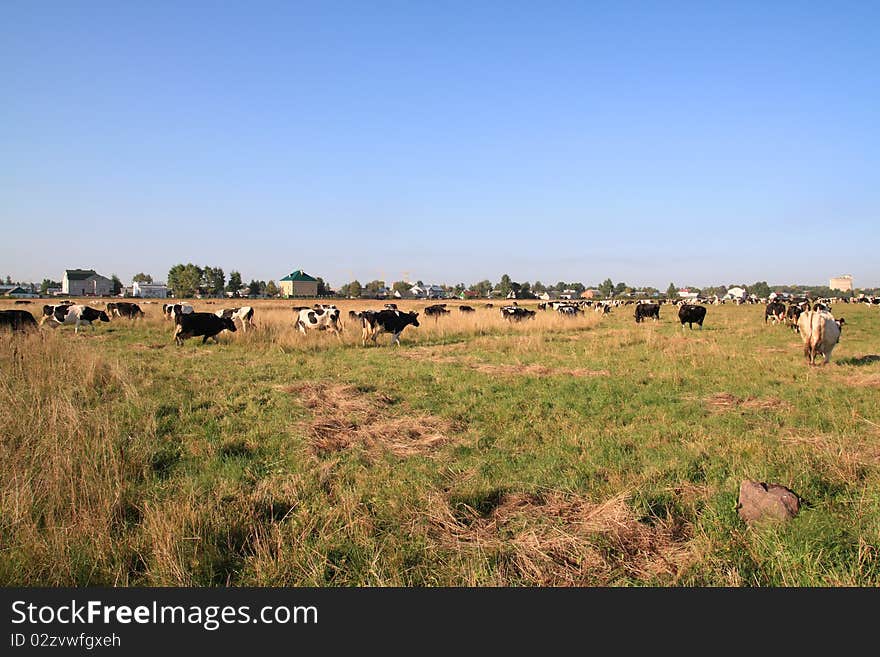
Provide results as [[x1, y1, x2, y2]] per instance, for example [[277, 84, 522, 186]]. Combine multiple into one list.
[[1, 298, 879, 586]]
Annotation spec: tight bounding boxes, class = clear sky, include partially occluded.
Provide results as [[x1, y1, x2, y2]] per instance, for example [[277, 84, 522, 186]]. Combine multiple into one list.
[[2, 1, 878, 289]]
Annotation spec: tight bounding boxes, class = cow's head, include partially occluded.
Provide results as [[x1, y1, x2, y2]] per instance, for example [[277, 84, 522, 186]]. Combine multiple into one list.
[[98, 311, 110, 322], [836, 318, 846, 330], [409, 312, 420, 327], [222, 317, 237, 332]]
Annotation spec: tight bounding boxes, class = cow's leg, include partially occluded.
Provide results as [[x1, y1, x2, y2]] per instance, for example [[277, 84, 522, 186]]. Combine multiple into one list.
[[392, 331, 402, 346]]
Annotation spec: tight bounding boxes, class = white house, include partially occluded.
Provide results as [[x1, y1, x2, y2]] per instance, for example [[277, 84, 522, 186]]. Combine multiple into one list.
[[132, 281, 169, 298], [724, 287, 747, 301], [408, 284, 445, 299], [63, 269, 113, 296]]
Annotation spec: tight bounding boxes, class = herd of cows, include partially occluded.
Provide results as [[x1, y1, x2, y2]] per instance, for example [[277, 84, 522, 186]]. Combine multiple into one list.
[[0, 293, 872, 365]]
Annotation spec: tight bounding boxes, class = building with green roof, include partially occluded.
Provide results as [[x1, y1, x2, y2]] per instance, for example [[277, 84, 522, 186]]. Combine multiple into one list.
[[280, 270, 319, 298]]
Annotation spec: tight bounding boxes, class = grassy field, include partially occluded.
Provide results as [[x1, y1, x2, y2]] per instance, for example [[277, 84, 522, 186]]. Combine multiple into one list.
[[1, 298, 879, 586]]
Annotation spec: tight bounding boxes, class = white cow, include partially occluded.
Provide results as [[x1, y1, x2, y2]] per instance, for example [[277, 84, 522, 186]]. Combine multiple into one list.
[[214, 306, 255, 332], [294, 304, 342, 338], [797, 308, 845, 365]]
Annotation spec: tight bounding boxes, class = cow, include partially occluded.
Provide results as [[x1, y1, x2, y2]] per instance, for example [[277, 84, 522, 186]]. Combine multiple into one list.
[[500, 306, 536, 321], [459, 305, 475, 313], [678, 304, 707, 329], [360, 309, 419, 346], [764, 301, 786, 325], [214, 306, 255, 332], [39, 302, 73, 326], [424, 304, 450, 317], [384, 303, 398, 310], [797, 307, 845, 365], [173, 312, 237, 345], [785, 303, 806, 331], [44, 304, 110, 333], [106, 301, 145, 319], [0, 309, 38, 331], [634, 303, 660, 323], [295, 304, 342, 338], [557, 305, 581, 316], [163, 303, 194, 320], [13, 299, 31, 305]]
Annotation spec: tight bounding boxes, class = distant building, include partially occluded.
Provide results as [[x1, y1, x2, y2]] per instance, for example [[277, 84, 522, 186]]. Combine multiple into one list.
[[580, 289, 599, 299], [280, 270, 319, 298], [63, 269, 113, 296], [0, 285, 36, 298], [132, 281, 168, 298], [830, 275, 853, 292]]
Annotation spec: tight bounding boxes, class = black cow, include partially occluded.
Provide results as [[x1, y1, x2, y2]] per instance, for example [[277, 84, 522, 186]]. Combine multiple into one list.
[[500, 306, 536, 321], [384, 303, 398, 310], [107, 301, 145, 319], [173, 312, 236, 345], [678, 304, 707, 329], [360, 310, 419, 346], [764, 301, 786, 324], [634, 303, 660, 323], [424, 304, 450, 317], [0, 309, 38, 331], [459, 305, 475, 313]]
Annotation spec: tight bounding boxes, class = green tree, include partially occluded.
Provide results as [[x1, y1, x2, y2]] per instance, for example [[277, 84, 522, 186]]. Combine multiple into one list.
[[265, 280, 278, 297], [613, 282, 628, 297], [226, 270, 243, 295], [203, 267, 225, 296], [316, 277, 330, 296], [497, 274, 513, 298], [666, 282, 678, 299], [4, 275, 11, 285], [749, 281, 771, 298], [364, 280, 386, 296], [342, 280, 362, 298], [132, 272, 153, 284], [168, 263, 203, 297], [468, 280, 492, 297], [110, 274, 123, 296], [598, 278, 614, 298], [40, 279, 60, 295], [532, 280, 546, 293], [392, 280, 410, 295]]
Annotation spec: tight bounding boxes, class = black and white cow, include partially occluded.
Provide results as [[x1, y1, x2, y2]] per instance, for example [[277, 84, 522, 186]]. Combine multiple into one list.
[[294, 304, 342, 338], [106, 301, 145, 319], [163, 303, 194, 321], [500, 306, 536, 321], [634, 303, 660, 323], [678, 304, 707, 329], [0, 309, 38, 331], [174, 312, 236, 345], [557, 305, 581, 316], [360, 309, 419, 346], [44, 304, 110, 333], [764, 301, 786, 325], [214, 306, 255, 332]]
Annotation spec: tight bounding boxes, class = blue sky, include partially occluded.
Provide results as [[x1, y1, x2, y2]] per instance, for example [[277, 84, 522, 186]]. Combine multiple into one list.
[[2, 1, 878, 289]]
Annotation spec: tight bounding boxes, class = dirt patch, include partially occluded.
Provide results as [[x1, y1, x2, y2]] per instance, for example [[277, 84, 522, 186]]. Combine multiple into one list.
[[426, 490, 693, 585], [701, 392, 793, 413], [282, 382, 457, 457]]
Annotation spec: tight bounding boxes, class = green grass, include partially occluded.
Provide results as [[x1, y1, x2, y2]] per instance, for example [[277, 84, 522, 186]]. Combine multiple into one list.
[[1, 300, 878, 586]]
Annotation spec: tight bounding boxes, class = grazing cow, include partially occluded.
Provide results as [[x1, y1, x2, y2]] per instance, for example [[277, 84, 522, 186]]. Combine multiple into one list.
[[459, 305, 475, 313], [0, 309, 38, 331], [500, 306, 536, 321], [797, 308, 845, 365], [214, 306, 255, 332], [45, 304, 110, 333], [295, 304, 342, 338], [424, 304, 450, 317], [557, 305, 581, 316], [107, 301, 145, 319], [360, 309, 419, 346], [595, 303, 611, 315], [384, 303, 398, 310], [163, 303, 194, 320], [764, 301, 786, 325], [678, 304, 707, 329], [174, 312, 236, 345], [634, 303, 660, 323], [485, 303, 494, 308]]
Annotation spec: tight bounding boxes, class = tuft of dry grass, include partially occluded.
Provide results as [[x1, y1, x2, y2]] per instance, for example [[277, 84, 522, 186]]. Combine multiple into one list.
[[701, 392, 793, 413], [425, 490, 695, 585], [283, 382, 457, 457]]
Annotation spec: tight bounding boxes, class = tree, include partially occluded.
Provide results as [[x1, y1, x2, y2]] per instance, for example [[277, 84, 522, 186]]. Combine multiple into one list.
[[365, 280, 386, 296], [132, 272, 153, 284], [265, 280, 278, 297], [468, 280, 492, 297], [40, 279, 60, 295], [613, 282, 628, 297], [392, 280, 410, 295], [532, 280, 546, 293], [666, 282, 678, 299], [316, 277, 331, 296], [749, 281, 771, 299], [168, 263, 203, 297], [598, 278, 614, 298], [4, 275, 11, 285], [339, 280, 363, 298], [203, 267, 225, 296], [497, 274, 513, 297], [110, 274, 123, 296], [226, 271, 243, 295]]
